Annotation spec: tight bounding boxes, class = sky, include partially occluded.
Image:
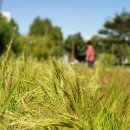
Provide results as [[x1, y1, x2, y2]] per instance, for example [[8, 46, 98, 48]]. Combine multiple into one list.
[[1, 0, 130, 39]]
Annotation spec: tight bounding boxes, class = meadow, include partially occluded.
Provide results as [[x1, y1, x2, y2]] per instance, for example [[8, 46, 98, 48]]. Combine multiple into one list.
[[0, 44, 130, 129]]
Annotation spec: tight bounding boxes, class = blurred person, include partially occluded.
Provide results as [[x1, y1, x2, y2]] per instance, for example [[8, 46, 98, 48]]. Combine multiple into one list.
[[85, 41, 96, 67]]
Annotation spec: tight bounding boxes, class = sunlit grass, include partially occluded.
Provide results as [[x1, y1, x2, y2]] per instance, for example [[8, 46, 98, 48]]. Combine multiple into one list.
[[0, 46, 130, 129]]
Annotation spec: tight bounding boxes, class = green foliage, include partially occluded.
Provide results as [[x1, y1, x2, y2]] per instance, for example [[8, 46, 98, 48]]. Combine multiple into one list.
[[11, 36, 28, 55], [64, 33, 85, 54], [0, 13, 13, 53], [98, 11, 130, 52], [0, 13, 19, 54], [98, 53, 118, 65], [8, 17, 64, 59], [90, 35, 108, 54], [99, 12, 130, 38], [29, 17, 52, 36], [126, 46, 130, 61], [96, 11, 130, 64], [26, 35, 63, 59], [10, 18, 19, 35], [28, 17, 63, 59]]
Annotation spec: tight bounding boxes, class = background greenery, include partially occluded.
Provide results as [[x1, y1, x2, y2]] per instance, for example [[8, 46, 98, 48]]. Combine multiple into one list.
[[1, 11, 130, 64]]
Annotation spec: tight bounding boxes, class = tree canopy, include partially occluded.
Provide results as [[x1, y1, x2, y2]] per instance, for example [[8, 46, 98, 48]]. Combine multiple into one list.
[[64, 33, 85, 54], [98, 11, 130, 64], [28, 17, 63, 59], [0, 13, 19, 54], [99, 11, 130, 45]]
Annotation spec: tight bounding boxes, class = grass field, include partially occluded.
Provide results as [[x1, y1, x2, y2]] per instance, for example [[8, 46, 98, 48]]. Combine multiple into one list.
[[0, 46, 130, 129]]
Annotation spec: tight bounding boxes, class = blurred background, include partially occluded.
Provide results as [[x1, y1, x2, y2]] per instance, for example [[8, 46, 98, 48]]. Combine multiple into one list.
[[0, 0, 130, 65]]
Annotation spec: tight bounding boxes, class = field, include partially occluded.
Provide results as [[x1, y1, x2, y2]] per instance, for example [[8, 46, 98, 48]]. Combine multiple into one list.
[[0, 46, 130, 129]]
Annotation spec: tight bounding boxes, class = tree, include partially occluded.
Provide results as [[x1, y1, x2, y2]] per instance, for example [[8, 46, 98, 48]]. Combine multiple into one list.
[[98, 11, 130, 64], [0, 13, 13, 53], [64, 33, 85, 62], [28, 17, 63, 59], [50, 26, 63, 57], [90, 35, 107, 53], [0, 13, 20, 54], [10, 18, 19, 35], [29, 17, 52, 36]]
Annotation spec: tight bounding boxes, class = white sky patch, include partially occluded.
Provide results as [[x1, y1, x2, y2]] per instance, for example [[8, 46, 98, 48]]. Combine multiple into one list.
[[83, 36, 93, 41], [1, 11, 11, 22]]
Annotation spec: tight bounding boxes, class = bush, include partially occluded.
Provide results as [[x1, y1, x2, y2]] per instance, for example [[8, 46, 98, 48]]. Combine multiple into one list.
[[98, 53, 118, 65]]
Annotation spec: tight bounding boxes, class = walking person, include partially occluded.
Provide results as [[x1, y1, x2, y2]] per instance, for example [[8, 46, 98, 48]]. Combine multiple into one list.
[[85, 41, 96, 67]]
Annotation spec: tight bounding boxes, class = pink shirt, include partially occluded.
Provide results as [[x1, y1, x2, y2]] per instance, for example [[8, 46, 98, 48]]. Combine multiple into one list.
[[86, 45, 95, 62]]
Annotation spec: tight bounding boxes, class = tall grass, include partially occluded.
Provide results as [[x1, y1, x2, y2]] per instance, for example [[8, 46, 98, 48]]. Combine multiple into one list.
[[0, 47, 130, 129]]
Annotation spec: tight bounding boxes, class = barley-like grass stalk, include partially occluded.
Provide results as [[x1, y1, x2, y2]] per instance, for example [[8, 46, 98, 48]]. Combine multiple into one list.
[[0, 48, 130, 129]]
